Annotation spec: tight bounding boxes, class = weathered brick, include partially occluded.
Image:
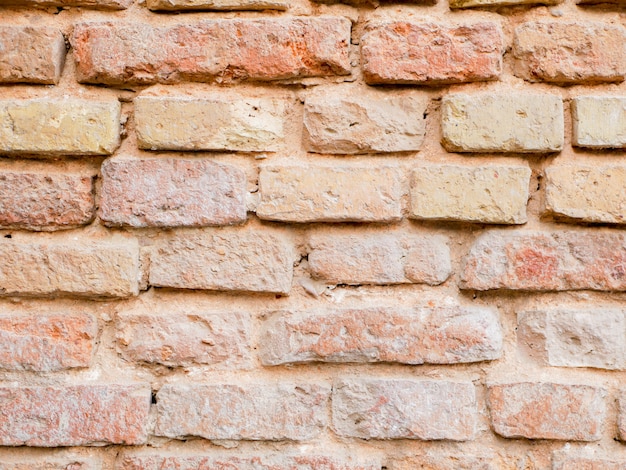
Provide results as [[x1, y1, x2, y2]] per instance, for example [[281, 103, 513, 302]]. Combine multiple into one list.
[[441, 93, 563, 153], [0, 237, 139, 298], [303, 88, 428, 153], [332, 379, 478, 440], [553, 451, 626, 470], [260, 306, 502, 365], [72, 19, 351, 85], [391, 454, 495, 470], [0, 26, 65, 85], [514, 22, 626, 84], [0, 458, 97, 470], [488, 382, 606, 440], [256, 165, 402, 222], [461, 231, 626, 291], [116, 311, 251, 368], [0, 170, 94, 231], [618, 394, 626, 441], [147, 0, 288, 10], [100, 157, 246, 228], [361, 22, 503, 85], [0, 385, 150, 446], [572, 97, 626, 148], [410, 165, 531, 224], [307, 232, 450, 285], [148, 228, 294, 294], [450, 0, 557, 8], [0, 313, 96, 372], [0, 99, 120, 156], [155, 383, 329, 440], [1, 0, 132, 8], [134, 93, 285, 152]]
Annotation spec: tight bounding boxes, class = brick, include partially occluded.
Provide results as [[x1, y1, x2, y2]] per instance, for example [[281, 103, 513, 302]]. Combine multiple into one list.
[[100, 157, 246, 228], [303, 88, 428, 153], [545, 165, 626, 224], [155, 383, 329, 441], [0, 458, 96, 470], [553, 452, 626, 470], [0, 99, 120, 156], [0, 237, 139, 298], [410, 165, 530, 224], [441, 93, 563, 153], [0, 26, 65, 85], [149, 228, 294, 294], [260, 306, 502, 365], [361, 22, 503, 85], [514, 22, 626, 84], [460, 230, 626, 291], [0, 170, 94, 231], [391, 455, 495, 470], [332, 379, 478, 440], [450, 0, 557, 8], [307, 232, 450, 285], [134, 93, 285, 152], [0, 313, 96, 372], [116, 311, 251, 368], [518, 309, 626, 370], [72, 19, 351, 85], [147, 0, 288, 10], [2, 0, 132, 8], [488, 382, 606, 441], [256, 165, 402, 222], [0, 385, 150, 446], [572, 97, 626, 148], [618, 394, 626, 441]]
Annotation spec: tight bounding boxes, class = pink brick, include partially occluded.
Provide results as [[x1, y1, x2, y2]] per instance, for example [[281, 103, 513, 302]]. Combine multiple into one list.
[[2, 0, 132, 8], [553, 453, 626, 470], [0, 458, 97, 470]]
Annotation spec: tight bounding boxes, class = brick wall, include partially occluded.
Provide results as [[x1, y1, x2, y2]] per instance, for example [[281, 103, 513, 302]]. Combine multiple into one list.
[[0, 0, 625, 466]]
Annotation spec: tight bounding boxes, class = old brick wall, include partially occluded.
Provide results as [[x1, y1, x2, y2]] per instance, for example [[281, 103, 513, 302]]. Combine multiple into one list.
[[0, 0, 625, 466]]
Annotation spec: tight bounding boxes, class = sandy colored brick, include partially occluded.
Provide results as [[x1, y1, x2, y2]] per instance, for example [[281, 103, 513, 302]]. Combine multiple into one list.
[[488, 382, 606, 440], [72, 19, 350, 85], [572, 97, 626, 148], [100, 157, 246, 228], [155, 383, 329, 441], [361, 22, 503, 85], [307, 232, 450, 285], [260, 306, 502, 365], [514, 22, 626, 84], [257, 165, 402, 222], [0, 458, 97, 470], [0, 99, 120, 156], [332, 379, 478, 440], [553, 453, 626, 470], [149, 228, 294, 294], [618, 394, 626, 441], [450, 0, 558, 8], [304, 88, 428, 153], [0, 26, 65, 84], [391, 454, 495, 470], [0, 237, 139, 298], [0, 170, 94, 231], [1, 0, 131, 7], [442, 93, 563, 153], [0, 385, 150, 446], [147, 0, 288, 9], [410, 165, 530, 224], [134, 94, 285, 152]]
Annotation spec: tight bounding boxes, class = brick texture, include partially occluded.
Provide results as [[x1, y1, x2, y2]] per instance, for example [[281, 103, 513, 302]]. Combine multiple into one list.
[[3, 0, 132, 7], [553, 454, 626, 470], [0, 459, 97, 470], [147, 0, 288, 10], [572, 97, 626, 148]]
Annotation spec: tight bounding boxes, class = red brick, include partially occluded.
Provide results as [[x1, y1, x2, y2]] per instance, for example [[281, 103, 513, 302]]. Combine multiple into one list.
[[72, 19, 351, 85], [361, 22, 503, 85], [260, 306, 502, 365], [488, 382, 606, 440], [0, 385, 150, 446], [155, 383, 329, 441], [100, 158, 246, 228], [460, 230, 626, 291]]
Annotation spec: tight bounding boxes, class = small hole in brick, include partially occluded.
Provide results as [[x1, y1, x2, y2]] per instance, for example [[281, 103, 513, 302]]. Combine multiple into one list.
[[4, 234, 11, 239], [151, 392, 157, 404], [275, 294, 282, 299]]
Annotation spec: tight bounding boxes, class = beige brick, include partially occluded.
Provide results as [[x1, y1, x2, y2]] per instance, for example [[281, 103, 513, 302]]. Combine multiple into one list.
[[2, 0, 131, 7], [410, 165, 530, 224], [147, 0, 288, 9], [0, 458, 97, 470], [135, 94, 285, 152], [0, 99, 120, 156], [552, 452, 626, 470], [257, 165, 402, 222], [618, 394, 626, 441], [572, 97, 626, 148], [441, 93, 563, 153], [450, 0, 558, 8]]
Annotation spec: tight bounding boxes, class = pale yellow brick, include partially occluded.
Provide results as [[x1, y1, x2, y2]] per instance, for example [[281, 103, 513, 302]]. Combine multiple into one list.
[[572, 97, 626, 148], [147, 0, 288, 10], [450, 0, 558, 8]]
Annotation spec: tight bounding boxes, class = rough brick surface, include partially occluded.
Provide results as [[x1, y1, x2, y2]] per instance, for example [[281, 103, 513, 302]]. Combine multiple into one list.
[[147, 0, 288, 9], [513, 22, 626, 84], [572, 97, 626, 148], [488, 382, 606, 440], [260, 306, 502, 365], [0, 170, 94, 231], [0, 385, 150, 446], [2, 0, 132, 7], [100, 157, 246, 228], [72, 19, 351, 85], [553, 454, 626, 470], [361, 22, 503, 85], [441, 93, 563, 153], [410, 165, 531, 224], [332, 379, 478, 440], [450, 0, 557, 8], [155, 383, 330, 440], [307, 232, 451, 285], [460, 231, 626, 291], [257, 165, 402, 222], [0, 459, 96, 470]]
